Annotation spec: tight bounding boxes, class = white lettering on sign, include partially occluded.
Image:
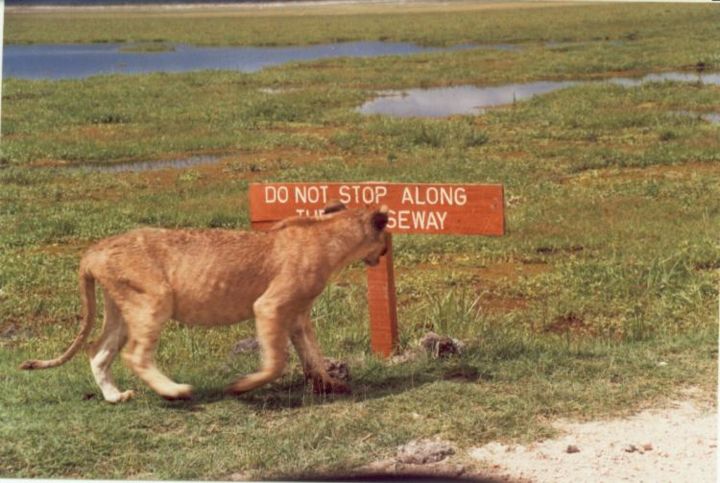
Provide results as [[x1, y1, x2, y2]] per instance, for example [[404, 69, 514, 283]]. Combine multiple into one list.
[[338, 185, 388, 205], [401, 186, 467, 206], [386, 210, 448, 231], [295, 208, 326, 217], [294, 185, 329, 204], [250, 181, 506, 237], [264, 185, 289, 204], [255, 183, 489, 233]]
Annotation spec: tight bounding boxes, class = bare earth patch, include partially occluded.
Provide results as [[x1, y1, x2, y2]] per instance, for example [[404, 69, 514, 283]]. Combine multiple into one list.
[[470, 398, 717, 482]]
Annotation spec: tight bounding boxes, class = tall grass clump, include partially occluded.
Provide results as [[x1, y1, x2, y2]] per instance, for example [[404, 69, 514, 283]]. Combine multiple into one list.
[[312, 283, 370, 356]]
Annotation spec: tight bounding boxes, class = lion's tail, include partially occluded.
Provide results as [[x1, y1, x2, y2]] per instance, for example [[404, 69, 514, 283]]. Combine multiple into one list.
[[20, 264, 96, 371]]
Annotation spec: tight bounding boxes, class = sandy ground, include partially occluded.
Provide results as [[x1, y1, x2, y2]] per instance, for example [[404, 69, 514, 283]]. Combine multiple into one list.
[[470, 398, 718, 482], [344, 393, 717, 483]]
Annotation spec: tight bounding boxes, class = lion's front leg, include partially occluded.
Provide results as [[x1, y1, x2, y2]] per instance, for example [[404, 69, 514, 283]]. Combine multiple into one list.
[[227, 301, 290, 395], [290, 308, 351, 395]]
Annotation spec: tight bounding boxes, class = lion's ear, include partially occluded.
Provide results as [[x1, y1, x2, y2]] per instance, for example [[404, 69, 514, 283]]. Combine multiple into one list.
[[322, 200, 346, 215], [371, 209, 389, 231]]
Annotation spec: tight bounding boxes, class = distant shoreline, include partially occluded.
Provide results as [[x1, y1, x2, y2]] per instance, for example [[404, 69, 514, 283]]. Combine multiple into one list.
[[7, 0, 455, 11], [3, 0, 594, 13], [5, 0, 590, 15]]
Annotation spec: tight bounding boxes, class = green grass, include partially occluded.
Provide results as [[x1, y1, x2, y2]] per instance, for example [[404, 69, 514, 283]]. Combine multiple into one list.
[[1, 2, 719, 480]]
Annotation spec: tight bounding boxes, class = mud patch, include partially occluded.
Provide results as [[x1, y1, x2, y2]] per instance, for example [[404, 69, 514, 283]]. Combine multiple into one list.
[[476, 291, 528, 313], [694, 260, 720, 271], [472, 261, 549, 314], [535, 245, 584, 256], [474, 261, 550, 283], [544, 313, 589, 335]]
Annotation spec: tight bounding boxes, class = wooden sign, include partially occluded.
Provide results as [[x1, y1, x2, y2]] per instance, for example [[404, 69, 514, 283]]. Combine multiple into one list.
[[249, 182, 504, 236], [248, 182, 505, 357]]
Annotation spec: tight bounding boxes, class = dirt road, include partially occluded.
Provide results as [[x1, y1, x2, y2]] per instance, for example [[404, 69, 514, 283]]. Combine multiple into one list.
[[471, 398, 717, 482]]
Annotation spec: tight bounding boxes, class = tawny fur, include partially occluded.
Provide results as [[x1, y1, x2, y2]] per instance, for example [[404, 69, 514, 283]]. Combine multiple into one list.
[[20, 205, 389, 402]]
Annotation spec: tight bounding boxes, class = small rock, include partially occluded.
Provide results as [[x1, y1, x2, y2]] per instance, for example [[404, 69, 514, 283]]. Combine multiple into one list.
[[566, 444, 580, 454], [324, 357, 351, 382], [624, 444, 640, 453], [230, 337, 259, 355], [396, 439, 455, 465], [642, 443, 653, 451], [451, 338, 466, 351], [419, 332, 465, 358], [389, 349, 418, 364]]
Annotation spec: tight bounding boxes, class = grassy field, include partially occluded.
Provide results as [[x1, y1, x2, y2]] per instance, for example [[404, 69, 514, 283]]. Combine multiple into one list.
[[1, 2, 719, 480], [4, 1, 718, 49]]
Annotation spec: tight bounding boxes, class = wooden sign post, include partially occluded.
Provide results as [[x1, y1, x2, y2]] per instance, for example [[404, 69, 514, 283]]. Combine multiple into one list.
[[249, 182, 504, 357]]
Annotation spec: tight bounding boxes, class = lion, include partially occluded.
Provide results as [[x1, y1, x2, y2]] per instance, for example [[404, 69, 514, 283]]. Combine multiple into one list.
[[20, 202, 389, 403]]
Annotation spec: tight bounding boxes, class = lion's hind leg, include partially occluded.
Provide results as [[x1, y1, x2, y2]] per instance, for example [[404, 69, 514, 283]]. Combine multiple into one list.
[[117, 284, 192, 401], [87, 290, 134, 403]]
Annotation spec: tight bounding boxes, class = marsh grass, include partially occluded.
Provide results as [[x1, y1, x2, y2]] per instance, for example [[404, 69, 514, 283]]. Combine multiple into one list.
[[118, 42, 176, 53], [1, 2, 719, 480], [5, 3, 720, 52]]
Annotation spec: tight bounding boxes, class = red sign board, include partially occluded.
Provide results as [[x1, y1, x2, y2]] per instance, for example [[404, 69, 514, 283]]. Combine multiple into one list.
[[249, 182, 504, 235]]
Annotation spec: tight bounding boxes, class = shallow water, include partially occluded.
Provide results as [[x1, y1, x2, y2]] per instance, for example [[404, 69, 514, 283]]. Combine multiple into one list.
[[358, 81, 577, 117], [610, 71, 715, 86], [2, 42, 474, 79], [84, 154, 221, 173], [359, 72, 720, 117], [672, 111, 720, 125], [73, 71, 718, 173]]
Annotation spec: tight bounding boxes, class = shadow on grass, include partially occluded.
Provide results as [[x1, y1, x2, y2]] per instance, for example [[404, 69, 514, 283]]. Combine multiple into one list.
[[159, 362, 487, 411]]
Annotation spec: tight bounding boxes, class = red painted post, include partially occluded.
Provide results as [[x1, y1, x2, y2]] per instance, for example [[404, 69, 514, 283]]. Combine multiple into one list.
[[366, 234, 398, 357]]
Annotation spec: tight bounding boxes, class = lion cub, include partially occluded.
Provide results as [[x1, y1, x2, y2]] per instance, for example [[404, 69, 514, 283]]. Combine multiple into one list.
[[21, 203, 389, 402]]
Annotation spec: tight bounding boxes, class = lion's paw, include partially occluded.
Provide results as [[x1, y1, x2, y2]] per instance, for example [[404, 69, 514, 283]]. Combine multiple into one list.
[[160, 384, 193, 401], [106, 389, 135, 404]]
